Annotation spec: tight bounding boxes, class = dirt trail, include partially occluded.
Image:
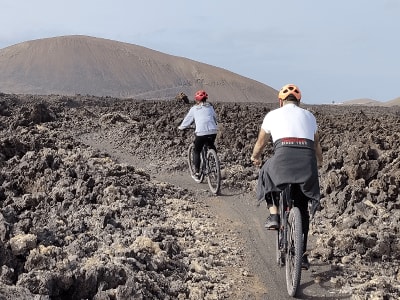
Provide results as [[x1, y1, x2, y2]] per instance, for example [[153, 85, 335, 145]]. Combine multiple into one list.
[[154, 173, 349, 300], [83, 135, 349, 300]]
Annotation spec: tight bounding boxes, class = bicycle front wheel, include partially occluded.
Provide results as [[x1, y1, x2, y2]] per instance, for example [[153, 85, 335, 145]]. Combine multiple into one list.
[[285, 207, 303, 297], [206, 149, 221, 195]]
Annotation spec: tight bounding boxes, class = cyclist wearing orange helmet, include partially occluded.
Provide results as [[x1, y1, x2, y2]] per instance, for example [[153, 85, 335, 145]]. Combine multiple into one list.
[[178, 90, 218, 180], [251, 84, 323, 269]]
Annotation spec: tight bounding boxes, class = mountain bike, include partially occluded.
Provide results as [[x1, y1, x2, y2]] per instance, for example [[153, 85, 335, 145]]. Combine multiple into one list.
[[275, 184, 307, 297], [187, 142, 221, 195]]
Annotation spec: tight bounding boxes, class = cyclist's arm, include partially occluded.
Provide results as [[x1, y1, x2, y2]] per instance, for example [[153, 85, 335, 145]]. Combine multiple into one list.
[[251, 128, 270, 167], [212, 107, 218, 125], [314, 132, 323, 167], [178, 110, 194, 130]]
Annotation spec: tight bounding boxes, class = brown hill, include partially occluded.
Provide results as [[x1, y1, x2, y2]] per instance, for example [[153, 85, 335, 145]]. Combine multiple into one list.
[[0, 35, 277, 103]]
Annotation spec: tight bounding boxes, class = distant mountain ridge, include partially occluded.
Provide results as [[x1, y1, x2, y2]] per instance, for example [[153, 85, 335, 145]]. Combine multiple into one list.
[[386, 97, 400, 106], [340, 97, 400, 107], [0, 35, 278, 103]]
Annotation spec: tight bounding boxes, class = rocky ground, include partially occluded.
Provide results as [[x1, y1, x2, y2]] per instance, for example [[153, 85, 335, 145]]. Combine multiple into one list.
[[0, 93, 399, 299]]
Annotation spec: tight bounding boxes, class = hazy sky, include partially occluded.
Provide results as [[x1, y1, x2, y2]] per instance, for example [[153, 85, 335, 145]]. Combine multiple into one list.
[[1, 0, 399, 104]]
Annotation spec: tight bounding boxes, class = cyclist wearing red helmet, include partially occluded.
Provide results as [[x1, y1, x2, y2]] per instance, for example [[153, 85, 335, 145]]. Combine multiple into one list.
[[178, 90, 218, 180], [251, 84, 323, 269]]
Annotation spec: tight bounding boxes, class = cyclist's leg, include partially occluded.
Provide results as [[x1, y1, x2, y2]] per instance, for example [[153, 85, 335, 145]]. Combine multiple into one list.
[[257, 161, 281, 229], [205, 134, 217, 151], [292, 185, 310, 251], [193, 135, 205, 174], [264, 191, 280, 229], [299, 201, 310, 269], [299, 201, 310, 253], [266, 191, 280, 209]]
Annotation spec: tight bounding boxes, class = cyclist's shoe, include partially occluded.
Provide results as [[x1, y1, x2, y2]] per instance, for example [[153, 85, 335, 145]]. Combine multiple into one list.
[[264, 214, 279, 230], [301, 255, 310, 270], [192, 173, 201, 181]]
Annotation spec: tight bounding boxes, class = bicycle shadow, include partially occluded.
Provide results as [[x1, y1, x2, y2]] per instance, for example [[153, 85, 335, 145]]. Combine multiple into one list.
[[296, 261, 351, 299], [217, 188, 247, 197], [210, 187, 249, 197]]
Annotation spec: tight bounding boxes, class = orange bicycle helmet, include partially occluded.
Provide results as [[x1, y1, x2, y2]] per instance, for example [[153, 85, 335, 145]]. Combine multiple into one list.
[[278, 84, 301, 101], [195, 90, 208, 101]]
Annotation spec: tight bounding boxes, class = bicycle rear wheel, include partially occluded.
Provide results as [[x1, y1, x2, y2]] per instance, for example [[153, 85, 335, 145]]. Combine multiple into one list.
[[285, 207, 303, 297], [187, 144, 204, 183], [206, 149, 221, 195]]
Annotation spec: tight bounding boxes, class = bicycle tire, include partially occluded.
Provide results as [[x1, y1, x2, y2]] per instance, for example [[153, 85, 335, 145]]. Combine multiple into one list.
[[206, 149, 221, 195], [187, 144, 204, 183], [285, 206, 303, 297]]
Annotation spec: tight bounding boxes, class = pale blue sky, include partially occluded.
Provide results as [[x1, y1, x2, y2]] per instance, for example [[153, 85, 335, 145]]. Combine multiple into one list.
[[1, 0, 399, 104]]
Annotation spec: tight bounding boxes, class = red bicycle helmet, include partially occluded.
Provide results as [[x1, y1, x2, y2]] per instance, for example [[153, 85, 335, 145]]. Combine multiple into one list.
[[195, 90, 208, 101], [278, 84, 301, 101]]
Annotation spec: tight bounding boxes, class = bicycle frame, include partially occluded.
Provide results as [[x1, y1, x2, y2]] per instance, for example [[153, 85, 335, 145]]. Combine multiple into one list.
[[278, 190, 290, 244], [277, 188, 292, 266]]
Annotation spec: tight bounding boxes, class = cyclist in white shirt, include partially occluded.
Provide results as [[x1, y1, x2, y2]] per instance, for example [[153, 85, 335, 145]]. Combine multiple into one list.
[[178, 90, 218, 180], [251, 84, 323, 269]]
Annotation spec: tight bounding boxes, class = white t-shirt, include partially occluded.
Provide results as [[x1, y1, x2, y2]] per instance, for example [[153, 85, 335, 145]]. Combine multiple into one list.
[[261, 103, 317, 142]]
